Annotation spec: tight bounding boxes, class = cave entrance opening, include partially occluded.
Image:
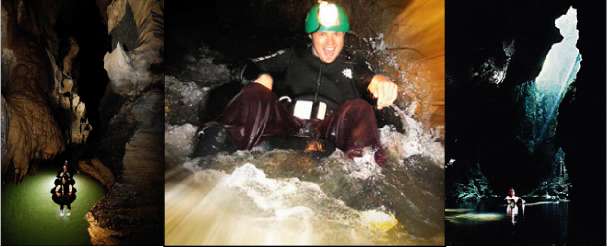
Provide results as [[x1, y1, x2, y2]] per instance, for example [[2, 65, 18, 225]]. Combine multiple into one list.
[[523, 6, 580, 198], [532, 7, 581, 143]]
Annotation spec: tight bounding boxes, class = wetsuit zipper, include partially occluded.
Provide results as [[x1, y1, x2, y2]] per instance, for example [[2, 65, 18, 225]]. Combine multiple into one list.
[[312, 61, 324, 118]]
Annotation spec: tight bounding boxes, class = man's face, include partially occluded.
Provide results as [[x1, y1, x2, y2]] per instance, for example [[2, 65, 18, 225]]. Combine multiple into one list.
[[311, 31, 345, 63]]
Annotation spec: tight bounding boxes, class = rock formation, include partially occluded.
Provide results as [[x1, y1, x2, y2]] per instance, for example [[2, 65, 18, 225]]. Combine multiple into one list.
[[1, 0, 65, 182], [85, 0, 164, 244]]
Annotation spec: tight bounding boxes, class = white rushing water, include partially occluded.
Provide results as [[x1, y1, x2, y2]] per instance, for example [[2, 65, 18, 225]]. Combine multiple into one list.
[[166, 163, 404, 245], [380, 105, 445, 166]]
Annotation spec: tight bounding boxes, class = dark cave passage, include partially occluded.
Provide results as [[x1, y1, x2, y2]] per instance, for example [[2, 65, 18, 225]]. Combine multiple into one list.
[[55, 0, 111, 158]]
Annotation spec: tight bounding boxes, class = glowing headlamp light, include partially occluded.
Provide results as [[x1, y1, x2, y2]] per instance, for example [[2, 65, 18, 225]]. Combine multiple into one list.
[[318, 1, 340, 27]]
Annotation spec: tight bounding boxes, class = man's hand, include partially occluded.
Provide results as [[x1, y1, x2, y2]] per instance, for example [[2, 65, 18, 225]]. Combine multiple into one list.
[[254, 73, 273, 90], [368, 74, 398, 109]]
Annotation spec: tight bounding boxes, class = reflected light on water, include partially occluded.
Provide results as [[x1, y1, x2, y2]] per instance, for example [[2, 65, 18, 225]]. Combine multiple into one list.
[[445, 212, 505, 224], [164, 164, 419, 245], [1, 169, 105, 245]]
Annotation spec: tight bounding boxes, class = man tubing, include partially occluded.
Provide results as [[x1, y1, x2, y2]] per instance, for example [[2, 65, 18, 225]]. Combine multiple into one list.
[[51, 161, 77, 216], [196, 1, 398, 166]]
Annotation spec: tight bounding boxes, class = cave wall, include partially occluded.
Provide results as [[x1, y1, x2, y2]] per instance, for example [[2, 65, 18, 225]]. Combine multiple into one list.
[[1, 0, 103, 183], [556, 1, 606, 244], [324, 0, 445, 135], [445, 0, 573, 194], [382, 0, 445, 135], [86, 0, 164, 244], [1, 0, 65, 182]]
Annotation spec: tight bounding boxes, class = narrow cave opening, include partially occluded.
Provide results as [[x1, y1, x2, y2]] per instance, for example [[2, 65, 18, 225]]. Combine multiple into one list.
[[54, 0, 110, 160], [519, 7, 580, 197], [531, 7, 581, 147]]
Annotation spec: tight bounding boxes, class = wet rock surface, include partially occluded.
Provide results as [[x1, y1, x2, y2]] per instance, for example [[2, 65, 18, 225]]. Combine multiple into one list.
[[87, 127, 163, 245], [1, 31, 65, 182], [164, 75, 208, 126], [1, 96, 9, 172], [78, 159, 115, 190]]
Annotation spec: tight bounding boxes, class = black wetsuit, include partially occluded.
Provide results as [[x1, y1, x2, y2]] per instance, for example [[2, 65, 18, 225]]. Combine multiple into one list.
[[214, 43, 385, 162], [51, 176, 76, 210], [241, 44, 376, 110]]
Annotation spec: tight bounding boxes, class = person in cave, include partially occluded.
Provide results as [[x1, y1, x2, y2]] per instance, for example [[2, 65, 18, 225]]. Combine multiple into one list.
[[57, 160, 74, 180], [51, 164, 77, 216], [505, 187, 525, 225], [196, 1, 398, 166], [505, 187, 525, 205]]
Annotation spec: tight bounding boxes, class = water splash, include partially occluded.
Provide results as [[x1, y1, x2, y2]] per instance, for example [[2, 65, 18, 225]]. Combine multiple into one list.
[[380, 105, 444, 166], [164, 123, 197, 167], [165, 163, 409, 245]]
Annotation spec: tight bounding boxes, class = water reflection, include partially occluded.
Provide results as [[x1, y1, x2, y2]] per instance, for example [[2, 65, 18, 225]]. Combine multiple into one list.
[[506, 202, 524, 225], [446, 198, 568, 245], [1, 168, 105, 245]]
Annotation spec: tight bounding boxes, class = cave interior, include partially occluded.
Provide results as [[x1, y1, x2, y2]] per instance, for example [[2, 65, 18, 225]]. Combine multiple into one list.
[[445, 0, 605, 244]]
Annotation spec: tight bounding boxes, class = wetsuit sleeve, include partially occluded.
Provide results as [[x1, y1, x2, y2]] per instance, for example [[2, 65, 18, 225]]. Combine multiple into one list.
[[353, 56, 376, 100], [239, 49, 293, 84]]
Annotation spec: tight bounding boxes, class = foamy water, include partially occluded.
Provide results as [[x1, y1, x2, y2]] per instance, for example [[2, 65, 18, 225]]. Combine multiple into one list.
[[165, 163, 414, 245]]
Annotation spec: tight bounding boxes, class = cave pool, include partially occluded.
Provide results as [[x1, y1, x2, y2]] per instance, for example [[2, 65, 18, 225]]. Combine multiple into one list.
[[2, 167, 105, 245]]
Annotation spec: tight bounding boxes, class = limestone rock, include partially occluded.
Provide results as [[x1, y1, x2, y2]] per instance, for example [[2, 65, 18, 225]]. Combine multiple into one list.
[[1, 96, 9, 174], [79, 159, 116, 190]]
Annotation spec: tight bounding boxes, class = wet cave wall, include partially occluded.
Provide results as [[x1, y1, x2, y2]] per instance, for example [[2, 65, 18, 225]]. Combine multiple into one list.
[[1, 0, 164, 245], [87, 0, 165, 244], [445, 0, 605, 244]]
